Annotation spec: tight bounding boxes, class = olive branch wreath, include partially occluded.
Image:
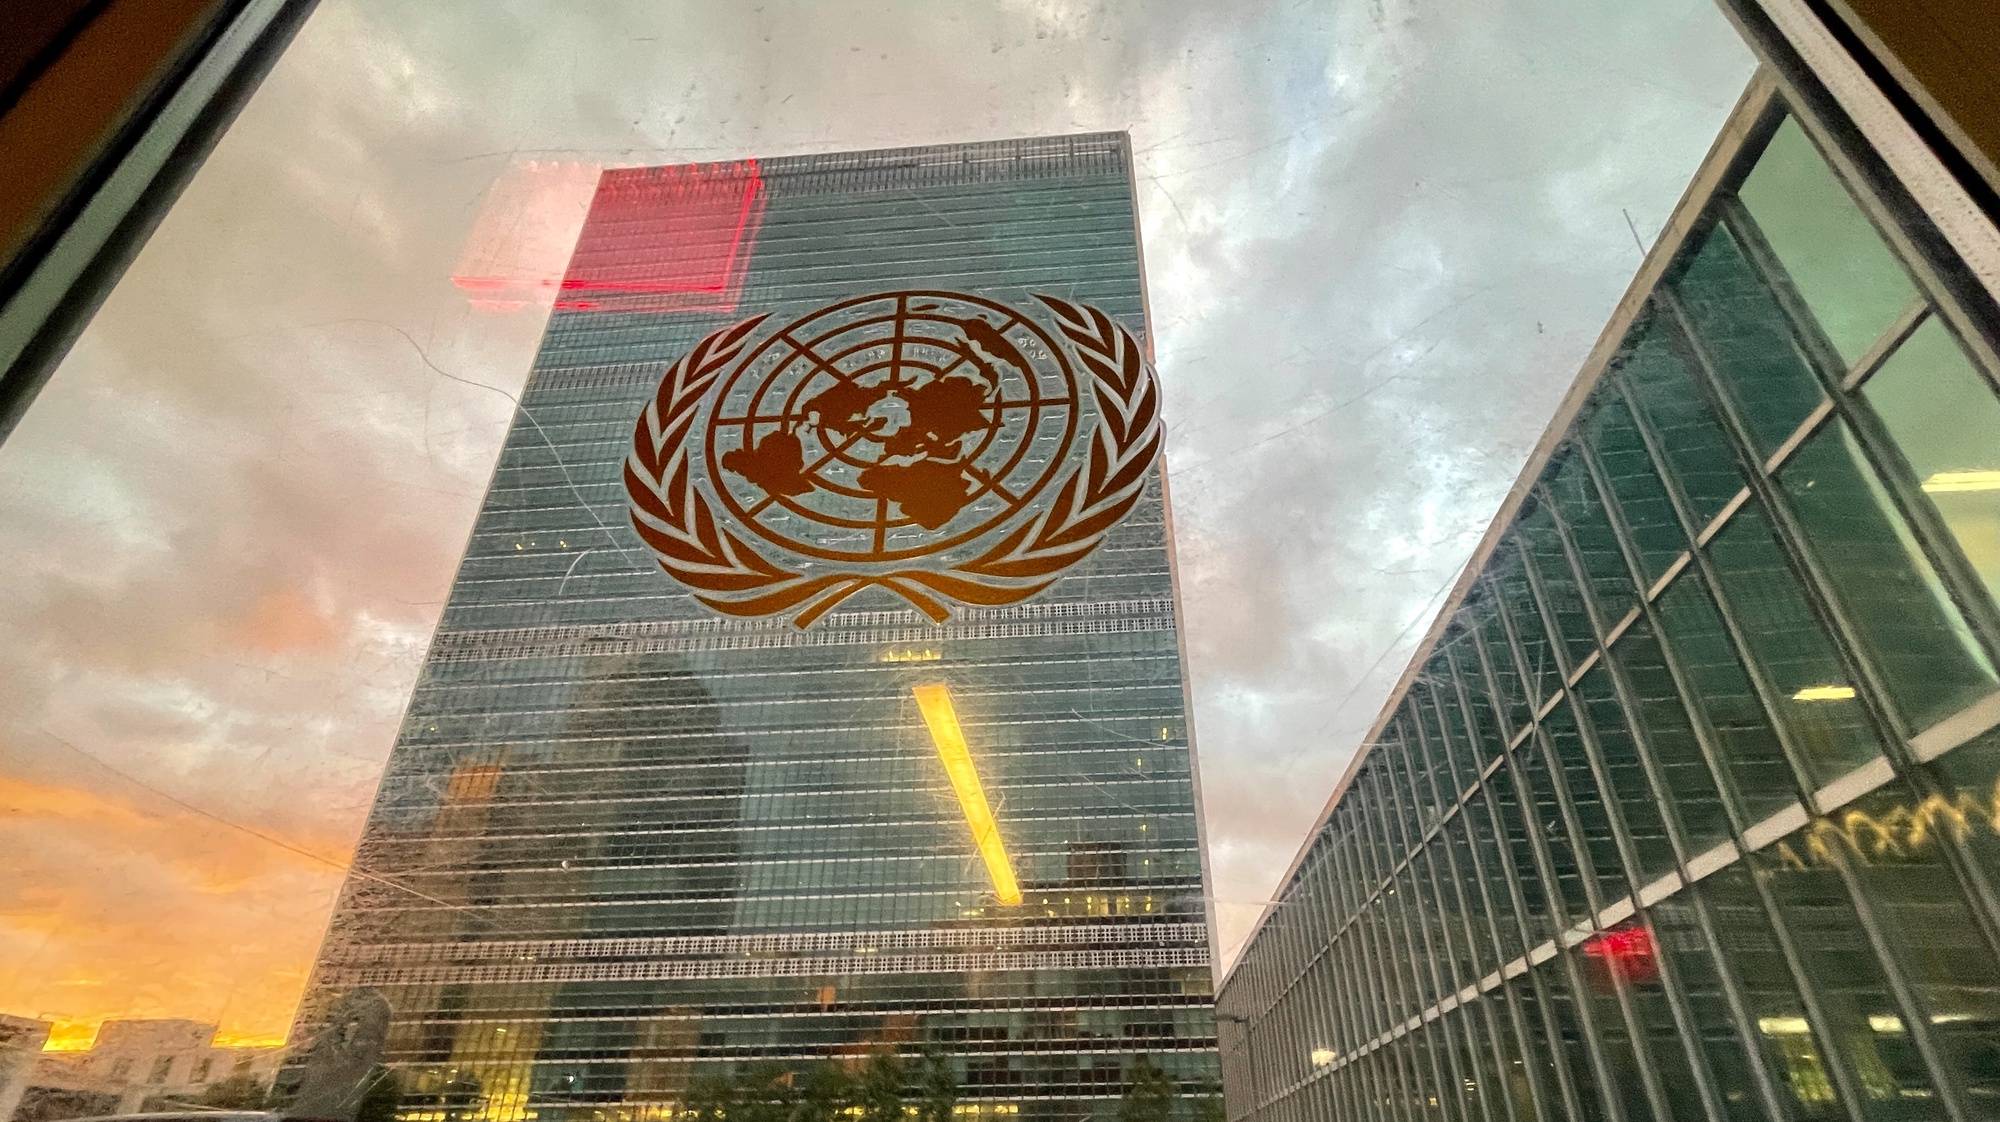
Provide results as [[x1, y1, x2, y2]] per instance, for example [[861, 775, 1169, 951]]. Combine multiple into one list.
[[624, 294, 1162, 630]]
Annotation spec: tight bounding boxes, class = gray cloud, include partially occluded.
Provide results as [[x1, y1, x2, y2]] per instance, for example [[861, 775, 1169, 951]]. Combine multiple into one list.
[[0, 0, 1752, 1037]]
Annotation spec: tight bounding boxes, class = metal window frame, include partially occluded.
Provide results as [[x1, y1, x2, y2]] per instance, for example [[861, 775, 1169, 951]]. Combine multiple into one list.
[[0, 0, 319, 444]]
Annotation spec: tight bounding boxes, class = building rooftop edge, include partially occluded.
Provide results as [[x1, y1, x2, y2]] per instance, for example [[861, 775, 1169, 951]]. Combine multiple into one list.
[[596, 129, 1133, 180]]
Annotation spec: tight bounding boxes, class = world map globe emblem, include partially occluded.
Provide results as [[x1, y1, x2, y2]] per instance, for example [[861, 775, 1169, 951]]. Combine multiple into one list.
[[627, 289, 1161, 627], [703, 291, 1082, 563]]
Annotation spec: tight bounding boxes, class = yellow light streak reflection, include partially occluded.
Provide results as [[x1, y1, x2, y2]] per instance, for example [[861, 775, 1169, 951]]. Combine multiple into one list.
[[1791, 684, 1857, 701], [913, 683, 1022, 906], [1922, 470, 2000, 493]]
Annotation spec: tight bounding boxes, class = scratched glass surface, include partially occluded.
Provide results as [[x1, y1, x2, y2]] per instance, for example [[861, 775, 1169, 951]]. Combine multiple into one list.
[[0, 0, 1756, 1108]]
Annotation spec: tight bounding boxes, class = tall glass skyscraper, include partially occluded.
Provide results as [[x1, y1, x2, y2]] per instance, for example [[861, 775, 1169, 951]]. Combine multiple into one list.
[[1217, 63, 2000, 1122], [286, 135, 1219, 1122]]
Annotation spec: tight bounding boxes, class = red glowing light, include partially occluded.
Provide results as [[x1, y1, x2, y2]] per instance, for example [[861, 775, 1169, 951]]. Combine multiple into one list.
[[449, 158, 765, 317], [1582, 925, 1659, 985], [548, 159, 765, 315]]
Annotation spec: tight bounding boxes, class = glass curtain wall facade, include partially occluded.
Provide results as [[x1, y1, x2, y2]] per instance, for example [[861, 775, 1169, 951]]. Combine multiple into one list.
[[286, 134, 1218, 1122], [1216, 76, 2000, 1122]]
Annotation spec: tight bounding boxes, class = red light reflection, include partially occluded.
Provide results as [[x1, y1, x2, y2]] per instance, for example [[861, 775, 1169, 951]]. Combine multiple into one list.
[[450, 158, 765, 316], [1582, 924, 1659, 986], [549, 159, 764, 315]]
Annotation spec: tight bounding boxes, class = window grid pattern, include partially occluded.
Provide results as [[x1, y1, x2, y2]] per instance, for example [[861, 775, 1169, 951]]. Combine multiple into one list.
[[284, 133, 1219, 1122], [1219, 93, 2000, 1122]]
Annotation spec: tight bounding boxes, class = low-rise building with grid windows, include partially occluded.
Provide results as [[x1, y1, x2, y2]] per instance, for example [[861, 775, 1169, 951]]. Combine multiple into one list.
[[1216, 39, 2000, 1122]]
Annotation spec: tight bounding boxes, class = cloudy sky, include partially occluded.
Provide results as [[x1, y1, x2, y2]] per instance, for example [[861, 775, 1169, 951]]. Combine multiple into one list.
[[0, 0, 1753, 1048]]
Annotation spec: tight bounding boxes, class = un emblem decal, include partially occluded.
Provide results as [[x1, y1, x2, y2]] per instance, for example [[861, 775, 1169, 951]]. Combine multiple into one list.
[[624, 291, 1162, 628]]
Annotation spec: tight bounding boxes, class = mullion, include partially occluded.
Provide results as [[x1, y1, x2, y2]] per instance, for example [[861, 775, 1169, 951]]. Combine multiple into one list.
[[1351, 774, 1427, 1122], [1360, 784, 1424, 1120], [1456, 631, 1590, 1122], [1532, 484, 1732, 1122], [1718, 198, 2000, 664], [1374, 758, 1464, 1119], [1410, 701, 1520, 1122], [1658, 284, 1978, 1120], [1377, 749, 1447, 1013], [1575, 426, 1801, 1122], [1609, 353, 1826, 810]]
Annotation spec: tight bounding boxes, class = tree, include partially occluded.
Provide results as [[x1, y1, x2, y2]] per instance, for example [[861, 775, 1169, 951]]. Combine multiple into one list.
[[1116, 1057, 1178, 1122], [912, 1048, 958, 1122], [790, 1062, 853, 1122], [854, 1050, 908, 1122], [198, 1075, 270, 1110], [732, 1063, 796, 1122]]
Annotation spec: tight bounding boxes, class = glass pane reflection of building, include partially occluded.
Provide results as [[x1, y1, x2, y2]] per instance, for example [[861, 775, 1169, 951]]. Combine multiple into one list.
[[284, 135, 1219, 1122], [1215, 79, 2000, 1122]]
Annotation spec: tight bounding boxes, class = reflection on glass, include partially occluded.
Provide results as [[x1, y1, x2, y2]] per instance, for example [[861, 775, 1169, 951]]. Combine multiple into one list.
[[1508, 734, 1593, 926], [1540, 699, 1629, 900], [1519, 506, 1602, 666], [1646, 893, 1786, 1122], [1651, 572, 1802, 824], [1778, 422, 1997, 729], [1736, 117, 1918, 364], [1757, 793, 1987, 1118], [1788, 775, 2000, 1113], [1676, 223, 1828, 456], [1620, 314, 1748, 527], [1547, 450, 1636, 625], [1696, 868, 1847, 1118], [1705, 502, 1882, 783], [1585, 391, 1688, 586], [1469, 592, 1534, 738], [1492, 560, 1565, 717], [912, 683, 1022, 906], [1861, 317, 2000, 611], [1575, 663, 1681, 880]]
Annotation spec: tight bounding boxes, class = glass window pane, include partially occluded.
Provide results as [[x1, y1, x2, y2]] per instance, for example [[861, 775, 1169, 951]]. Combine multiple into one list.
[[1443, 812, 1503, 977], [1706, 502, 1883, 784], [1861, 316, 2000, 610], [1646, 893, 1779, 1122], [1621, 314, 1748, 527], [1651, 572, 1801, 826], [1547, 450, 1637, 625], [1471, 591, 1534, 737], [1539, 700, 1627, 901], [1466, 787, 1530, 963], [1572, 932, 1691, 1122], [1527, 970, 1611, 1121], [1512, 725, 1597, 925], [1820, 775, 2000, 1113], [1520, 507, 1601, 666], [1736, 117, 1918, 365], [1698, 867, 1850, 1118], [1493, 554, 1565, 713], [1676, 222, 1829, 456], [1758, 808, 1966, 1115], [1575, 663, 1679, 881], [1585, 392, 1688, 586], [1778, 422, 1997, 729], [1451, 640, 1513, 783], [1413, 684, 1471, 800]]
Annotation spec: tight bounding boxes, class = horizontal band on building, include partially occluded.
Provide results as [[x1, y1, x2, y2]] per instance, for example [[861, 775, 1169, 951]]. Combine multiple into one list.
[[322, 946, 1210, 987], [318, 921, 1209, 966]]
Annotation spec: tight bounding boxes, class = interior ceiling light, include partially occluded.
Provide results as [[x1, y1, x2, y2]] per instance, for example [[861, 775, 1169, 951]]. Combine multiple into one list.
[[1791, 684, 1857, 701], [913, 683, 1022, 906]]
